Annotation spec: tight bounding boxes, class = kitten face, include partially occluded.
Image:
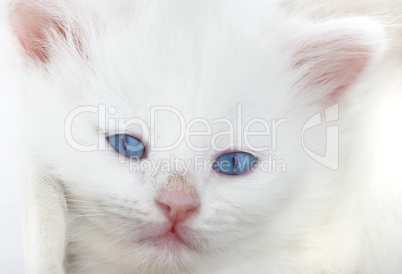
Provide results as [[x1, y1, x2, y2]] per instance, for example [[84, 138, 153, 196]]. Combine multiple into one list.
[[60, 31, 304, 269], [10, 0, 386, 272]]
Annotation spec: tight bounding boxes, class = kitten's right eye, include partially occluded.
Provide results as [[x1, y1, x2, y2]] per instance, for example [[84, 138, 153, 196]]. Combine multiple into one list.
[[108, 135, 145, 159]]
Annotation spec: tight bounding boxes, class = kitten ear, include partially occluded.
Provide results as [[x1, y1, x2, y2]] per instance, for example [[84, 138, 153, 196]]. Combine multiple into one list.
[[9, 0, 83, 63], [290, 18, 387, 99]]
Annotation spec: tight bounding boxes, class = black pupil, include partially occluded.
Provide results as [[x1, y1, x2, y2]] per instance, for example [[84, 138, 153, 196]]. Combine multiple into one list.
[[121, 136, 127, 150], [232, 154, 239, 171]]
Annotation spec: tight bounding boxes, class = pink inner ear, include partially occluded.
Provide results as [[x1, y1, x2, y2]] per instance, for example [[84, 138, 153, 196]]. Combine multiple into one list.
[[294, 38, 370, 98], [10, 2, 65, 63], [331, 57, 368, 97]]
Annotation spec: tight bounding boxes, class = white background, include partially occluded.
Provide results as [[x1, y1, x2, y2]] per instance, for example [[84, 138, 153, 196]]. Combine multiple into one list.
[[0, 4, 25, 271], [0, 94, 25, 273]]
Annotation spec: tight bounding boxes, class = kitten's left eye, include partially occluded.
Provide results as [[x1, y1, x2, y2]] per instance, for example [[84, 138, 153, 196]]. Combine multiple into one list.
[[108, 134, 145, 159], [213, 152, 256, 175]]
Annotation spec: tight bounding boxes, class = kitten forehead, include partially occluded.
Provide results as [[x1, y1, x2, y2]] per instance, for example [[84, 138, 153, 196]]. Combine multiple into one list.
[[85, 1, 290, 112]]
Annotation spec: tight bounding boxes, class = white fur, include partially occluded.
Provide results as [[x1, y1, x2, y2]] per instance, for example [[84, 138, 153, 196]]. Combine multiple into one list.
[[5, 0, 402, 273]]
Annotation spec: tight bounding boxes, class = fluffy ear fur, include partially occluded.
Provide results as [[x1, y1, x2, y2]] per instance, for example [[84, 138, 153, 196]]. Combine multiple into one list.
[[290, 18, 387, 98], [9, 0, 84, 63]]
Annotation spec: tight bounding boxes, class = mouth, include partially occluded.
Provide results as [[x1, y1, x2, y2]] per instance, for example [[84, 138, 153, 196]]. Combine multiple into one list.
[[155, 230, 185, 248], [141, 224, 190, 250]]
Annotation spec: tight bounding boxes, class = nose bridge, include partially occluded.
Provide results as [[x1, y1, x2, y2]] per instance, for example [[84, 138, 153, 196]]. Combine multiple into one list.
[[161, 173, 197, 197], [155, 145, 198, 175]]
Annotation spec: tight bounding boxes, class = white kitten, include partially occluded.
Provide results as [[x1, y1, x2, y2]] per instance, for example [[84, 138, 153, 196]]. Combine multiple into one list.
[[7, 0, 402, 273]]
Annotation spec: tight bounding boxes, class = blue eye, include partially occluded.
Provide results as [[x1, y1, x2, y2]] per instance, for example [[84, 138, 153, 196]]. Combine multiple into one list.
[[108, 135, 145, 159], [213, 152, 256, 175]]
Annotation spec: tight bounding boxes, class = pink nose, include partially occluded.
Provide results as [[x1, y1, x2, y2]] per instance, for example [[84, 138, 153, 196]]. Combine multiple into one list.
[[156, 191, 200, 223]]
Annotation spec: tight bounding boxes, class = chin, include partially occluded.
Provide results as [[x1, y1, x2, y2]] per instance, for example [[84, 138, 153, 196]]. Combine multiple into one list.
[[130, 238, 200, 274], [102, 221, 212, 272]]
